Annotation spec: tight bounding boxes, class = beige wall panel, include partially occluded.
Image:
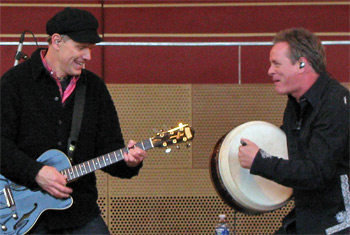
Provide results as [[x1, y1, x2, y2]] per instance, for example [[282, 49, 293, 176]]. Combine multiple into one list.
[[107, 84, 193, 169], [106, 169, 293, 234], [96, 171, 108, 225], [108, 169, 215, 197], [108, 196, 293, 235], [192, 84, 287, 169]]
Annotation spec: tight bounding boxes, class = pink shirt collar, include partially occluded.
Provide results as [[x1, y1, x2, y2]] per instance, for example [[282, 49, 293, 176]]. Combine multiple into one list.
[[40, 50, 80, 104]]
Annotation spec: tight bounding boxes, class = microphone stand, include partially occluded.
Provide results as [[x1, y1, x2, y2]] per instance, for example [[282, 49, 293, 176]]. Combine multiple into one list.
[[14, 31, 29, 66]]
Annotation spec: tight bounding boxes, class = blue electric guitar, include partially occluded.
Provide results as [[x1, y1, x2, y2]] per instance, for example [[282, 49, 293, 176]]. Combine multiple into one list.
[[0, 123, 194, 235]]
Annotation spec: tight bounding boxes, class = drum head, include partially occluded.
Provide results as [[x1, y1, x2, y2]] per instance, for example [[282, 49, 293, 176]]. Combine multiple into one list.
[[210, 121, 292, 214]]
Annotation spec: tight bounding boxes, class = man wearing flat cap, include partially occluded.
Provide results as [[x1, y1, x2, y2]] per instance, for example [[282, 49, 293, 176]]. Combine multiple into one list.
[[1, 7, 147, 234]]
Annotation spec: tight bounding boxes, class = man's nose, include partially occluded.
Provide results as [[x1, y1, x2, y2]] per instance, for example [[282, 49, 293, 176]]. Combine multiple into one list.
[[83, 49, 92, 61]]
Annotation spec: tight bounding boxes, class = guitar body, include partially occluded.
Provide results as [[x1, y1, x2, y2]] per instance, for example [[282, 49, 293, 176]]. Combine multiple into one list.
[[0, 150, 73, 235], [0, 123, 194, 235]]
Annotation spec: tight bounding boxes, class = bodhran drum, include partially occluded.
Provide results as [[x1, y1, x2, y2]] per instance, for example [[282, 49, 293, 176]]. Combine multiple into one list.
[[210, 121, 293, 215]]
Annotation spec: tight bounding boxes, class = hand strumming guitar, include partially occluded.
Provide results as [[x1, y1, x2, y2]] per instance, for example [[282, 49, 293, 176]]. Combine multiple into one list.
[[35, 165, 73, 198]]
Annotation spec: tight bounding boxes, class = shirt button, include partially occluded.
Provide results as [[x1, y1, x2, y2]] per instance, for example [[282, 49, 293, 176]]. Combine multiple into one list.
[[54, 97, 59, 101], [58, 141, 62, 146], [58, 120, 62, 125]]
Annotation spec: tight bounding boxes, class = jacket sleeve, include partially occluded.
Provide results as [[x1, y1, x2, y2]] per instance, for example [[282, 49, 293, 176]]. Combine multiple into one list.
[[1, 69, 44, 189], [89, 76, 142, 178], [250, 89, 349, 190]]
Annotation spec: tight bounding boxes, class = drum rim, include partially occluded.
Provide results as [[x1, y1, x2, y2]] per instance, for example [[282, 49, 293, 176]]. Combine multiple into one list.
[[220, 121, 292, 210], [210, 133, 263, 215], [209, 121, 293, 214]]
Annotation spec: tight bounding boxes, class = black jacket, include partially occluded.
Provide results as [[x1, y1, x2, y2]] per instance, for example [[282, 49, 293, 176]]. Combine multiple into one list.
[[251, 73, 350, 234], [1, 48, 142, 229]]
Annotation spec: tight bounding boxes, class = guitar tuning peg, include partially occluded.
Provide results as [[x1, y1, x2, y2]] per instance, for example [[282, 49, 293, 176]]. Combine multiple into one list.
[[186, 143, 191, 148], [165, 148, 172, 154]]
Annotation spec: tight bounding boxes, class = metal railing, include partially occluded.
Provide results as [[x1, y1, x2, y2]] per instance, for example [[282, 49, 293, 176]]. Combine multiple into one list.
[[1, 40, 349, 83], [1, 41, 350, 46]]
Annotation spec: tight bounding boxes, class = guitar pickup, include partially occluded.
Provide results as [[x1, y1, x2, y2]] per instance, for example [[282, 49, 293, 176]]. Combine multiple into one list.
[[3, 185, 15, 208]]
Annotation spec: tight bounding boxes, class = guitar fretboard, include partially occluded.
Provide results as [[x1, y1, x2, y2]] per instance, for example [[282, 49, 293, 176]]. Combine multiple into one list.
[[61, 139, 153, 182]]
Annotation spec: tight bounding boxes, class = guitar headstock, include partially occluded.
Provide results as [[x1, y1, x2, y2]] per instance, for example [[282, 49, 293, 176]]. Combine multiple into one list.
[[151, 123, 194, 149]]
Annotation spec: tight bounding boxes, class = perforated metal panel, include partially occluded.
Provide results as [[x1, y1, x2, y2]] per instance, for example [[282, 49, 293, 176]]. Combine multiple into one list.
[[108, 197, 293, 235], [108, 169, 215, 197], [104, 169, 293, 235], [96, 171, 108, 224], [108, 84, 193, 169]]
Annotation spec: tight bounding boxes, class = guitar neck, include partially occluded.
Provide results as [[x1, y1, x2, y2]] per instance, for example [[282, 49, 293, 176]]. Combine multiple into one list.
[[61, 139, 153, 182]]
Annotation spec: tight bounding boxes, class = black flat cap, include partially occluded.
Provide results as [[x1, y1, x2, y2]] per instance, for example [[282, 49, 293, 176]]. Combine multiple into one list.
[[46, 7, 102, 44]]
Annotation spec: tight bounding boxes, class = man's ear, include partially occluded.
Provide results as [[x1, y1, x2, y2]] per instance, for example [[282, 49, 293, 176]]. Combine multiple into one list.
[[298, 57, 307, 69], [51, 34, 61, 49]]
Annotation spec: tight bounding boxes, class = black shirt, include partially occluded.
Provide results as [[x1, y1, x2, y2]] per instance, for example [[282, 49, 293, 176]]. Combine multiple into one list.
[[251, 72, 350, 234]]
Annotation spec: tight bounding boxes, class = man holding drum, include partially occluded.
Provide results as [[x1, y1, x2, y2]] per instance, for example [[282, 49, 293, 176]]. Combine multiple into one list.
[[238, 28, 349, 234]]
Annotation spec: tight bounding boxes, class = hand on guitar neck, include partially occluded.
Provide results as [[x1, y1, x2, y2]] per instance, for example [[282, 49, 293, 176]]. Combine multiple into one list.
[[35, 165, 73, 199], [123, 140, 147, 168]]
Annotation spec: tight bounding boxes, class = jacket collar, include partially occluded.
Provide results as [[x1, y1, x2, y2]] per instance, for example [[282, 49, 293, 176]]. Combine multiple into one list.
[[30, 48, 48, 81], [30, 48, 87, 84], [288, 72, 329, 108], [300, 72, 329, 108]]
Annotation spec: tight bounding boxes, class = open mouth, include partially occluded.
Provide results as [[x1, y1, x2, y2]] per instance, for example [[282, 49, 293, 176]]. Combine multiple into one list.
[[273, 78, 281, 84], [74, 61, 85, 69]]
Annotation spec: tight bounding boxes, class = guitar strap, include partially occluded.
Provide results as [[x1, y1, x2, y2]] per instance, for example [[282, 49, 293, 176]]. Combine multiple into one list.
[[67, 82, 86, 163]]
